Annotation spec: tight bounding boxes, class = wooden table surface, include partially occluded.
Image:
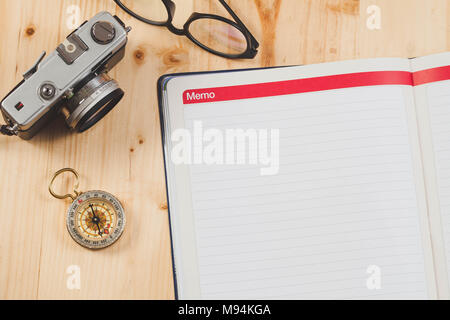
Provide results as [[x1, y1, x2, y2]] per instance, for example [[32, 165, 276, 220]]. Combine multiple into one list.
[[0, 0, 449, 300]]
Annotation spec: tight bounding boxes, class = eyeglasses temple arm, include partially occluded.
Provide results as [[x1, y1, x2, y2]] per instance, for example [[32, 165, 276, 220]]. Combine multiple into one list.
[[219, 0, 259, 48]]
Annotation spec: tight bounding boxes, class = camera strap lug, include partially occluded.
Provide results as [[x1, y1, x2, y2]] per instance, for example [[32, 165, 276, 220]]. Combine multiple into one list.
[[0, 124, 18, 136], [23, 51, 46, 80]]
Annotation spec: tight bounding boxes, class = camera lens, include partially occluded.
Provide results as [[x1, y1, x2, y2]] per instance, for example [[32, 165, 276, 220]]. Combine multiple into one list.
[[62, 73, 124, 132]]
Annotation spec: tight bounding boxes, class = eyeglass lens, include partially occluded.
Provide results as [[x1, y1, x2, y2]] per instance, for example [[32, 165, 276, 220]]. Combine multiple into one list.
[[188, 18, 248, 55]]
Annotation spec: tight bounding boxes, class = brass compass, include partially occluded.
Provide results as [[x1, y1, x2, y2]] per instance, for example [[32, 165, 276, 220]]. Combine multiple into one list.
[[49, 168, 125, 249]]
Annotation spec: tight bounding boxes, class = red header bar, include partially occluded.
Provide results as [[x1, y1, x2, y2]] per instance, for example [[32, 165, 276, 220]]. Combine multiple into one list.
[[413, 65, 450, 86], [183, 66, 450, 104]]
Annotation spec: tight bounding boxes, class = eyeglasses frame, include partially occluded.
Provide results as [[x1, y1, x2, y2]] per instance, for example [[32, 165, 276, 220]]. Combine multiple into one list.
[[113, 0, 259, 59]]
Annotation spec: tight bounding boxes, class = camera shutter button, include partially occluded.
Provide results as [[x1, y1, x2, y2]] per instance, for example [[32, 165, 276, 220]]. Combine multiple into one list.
[[40, 83, 56, 100], [91, 21, 116, 44]]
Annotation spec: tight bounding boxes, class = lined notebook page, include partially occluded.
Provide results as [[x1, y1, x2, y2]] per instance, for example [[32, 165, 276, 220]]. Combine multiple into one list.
[[427, 81, 450, 281], [182, 85, 428, 299]]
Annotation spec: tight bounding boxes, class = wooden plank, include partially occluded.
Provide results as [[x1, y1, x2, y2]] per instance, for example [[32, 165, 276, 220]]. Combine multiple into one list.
[[0, 0, 448, 299]]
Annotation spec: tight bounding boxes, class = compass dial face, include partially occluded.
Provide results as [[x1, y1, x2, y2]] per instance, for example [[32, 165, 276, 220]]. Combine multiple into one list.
[[66, 190, 125, 249]]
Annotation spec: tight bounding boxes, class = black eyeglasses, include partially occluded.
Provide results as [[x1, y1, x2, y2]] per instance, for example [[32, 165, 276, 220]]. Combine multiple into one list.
[[113, 0, 259, 59]]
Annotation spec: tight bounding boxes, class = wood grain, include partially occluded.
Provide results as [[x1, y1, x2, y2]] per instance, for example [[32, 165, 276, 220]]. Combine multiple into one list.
[[0, 0, 448, 300]]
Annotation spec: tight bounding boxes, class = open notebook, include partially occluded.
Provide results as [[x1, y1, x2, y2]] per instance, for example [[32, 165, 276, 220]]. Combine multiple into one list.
[[158, 52, 450, 299]]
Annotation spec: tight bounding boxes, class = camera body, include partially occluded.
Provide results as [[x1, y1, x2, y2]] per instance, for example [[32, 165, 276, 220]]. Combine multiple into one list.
[[0, 11, 130, 140]]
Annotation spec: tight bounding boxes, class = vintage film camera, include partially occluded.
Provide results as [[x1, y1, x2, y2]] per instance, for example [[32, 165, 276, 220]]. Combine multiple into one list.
[[0, 11, 131, 140]]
